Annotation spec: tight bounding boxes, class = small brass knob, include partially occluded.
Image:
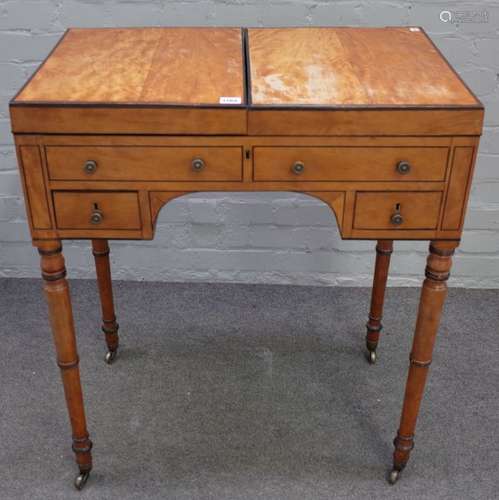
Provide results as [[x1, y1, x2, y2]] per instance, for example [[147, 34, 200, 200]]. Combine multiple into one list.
[[390, 212, 404, 226], [84, 160, 98, 174], [90, 209, 103, 225], [192, 157, 205, 171], [396, 161, 411, 175], [291, 161, 305, 175]]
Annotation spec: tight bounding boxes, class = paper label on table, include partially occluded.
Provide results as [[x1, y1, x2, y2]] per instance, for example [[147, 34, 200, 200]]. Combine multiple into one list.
[[219, 96, 242, 104]]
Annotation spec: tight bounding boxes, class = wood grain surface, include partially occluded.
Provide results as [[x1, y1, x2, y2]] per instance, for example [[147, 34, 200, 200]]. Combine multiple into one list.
[[11, 27, 483, 136], [46, 146, 243, 182], [252, 146, 449, 182], [353, 191, 442, 229], [18, 145, 51, 229], [53, 191, 141, 230], [15, 28, 245, 106], [248, 27, 479, 107]]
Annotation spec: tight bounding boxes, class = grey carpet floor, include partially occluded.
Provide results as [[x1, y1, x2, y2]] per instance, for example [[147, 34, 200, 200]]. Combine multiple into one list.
[[0, 278, 498, 500]]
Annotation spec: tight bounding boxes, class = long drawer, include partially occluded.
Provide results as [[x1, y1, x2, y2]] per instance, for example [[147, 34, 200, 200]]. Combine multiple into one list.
[[53, 191, 141, 230], [253, 146, 448, 182], [46, 146, 243, 181], [353, 191, 443, 230]]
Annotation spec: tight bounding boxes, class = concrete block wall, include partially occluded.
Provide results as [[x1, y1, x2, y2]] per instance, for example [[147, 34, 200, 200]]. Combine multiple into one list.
[[1, 1, 498, 287]]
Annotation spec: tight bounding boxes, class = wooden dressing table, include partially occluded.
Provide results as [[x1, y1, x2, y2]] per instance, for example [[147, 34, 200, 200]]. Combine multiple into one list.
[[10, 27, 483, 490]]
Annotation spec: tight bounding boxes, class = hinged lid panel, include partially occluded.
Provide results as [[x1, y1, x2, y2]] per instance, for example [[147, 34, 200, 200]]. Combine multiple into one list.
[[246, 27, 483, 135], [11, 27, 247, 134], [247, 27, 480, 108]]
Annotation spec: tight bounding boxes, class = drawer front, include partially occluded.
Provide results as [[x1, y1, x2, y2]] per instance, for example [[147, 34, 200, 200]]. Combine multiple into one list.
[[46, 146, 243, 182], [253, 147, 448, 182], [53, 192, 141, 230], [354, 192, 442, 230]]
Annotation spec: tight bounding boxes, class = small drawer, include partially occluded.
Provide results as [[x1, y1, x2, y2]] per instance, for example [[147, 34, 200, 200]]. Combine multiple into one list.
[[253, 146, 448, 182], [53, 191, 141, 230], [46, 146, 243, 182], [353, 192, 442, 230]]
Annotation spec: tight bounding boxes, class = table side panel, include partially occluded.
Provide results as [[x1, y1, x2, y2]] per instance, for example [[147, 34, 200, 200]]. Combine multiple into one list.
[[17, 145, 52, 230], [442, 145, 476, 230]]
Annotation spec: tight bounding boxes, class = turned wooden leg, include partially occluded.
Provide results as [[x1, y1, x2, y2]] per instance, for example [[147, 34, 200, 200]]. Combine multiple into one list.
[[92, 239, 120, 364], [37, 240, 93, 490], [388, 240, 458, 484], [365, 240, 393, 364]]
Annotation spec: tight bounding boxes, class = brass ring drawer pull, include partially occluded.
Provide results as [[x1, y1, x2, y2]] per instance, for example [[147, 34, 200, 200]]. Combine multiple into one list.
[[84, 160, 98, 174], [291, 161, 305, 175], [396, 161, 411, 175], [391, 204, 404, 226], [90, 209, 104, 225], [192, 157, 205, 171]]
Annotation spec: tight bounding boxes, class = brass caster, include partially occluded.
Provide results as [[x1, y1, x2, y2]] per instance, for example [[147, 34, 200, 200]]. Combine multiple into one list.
[[367, 350, 377, 364], [74, 471, 90, 490], [388, 468, 401, 485], [105, 349, 117, 364]]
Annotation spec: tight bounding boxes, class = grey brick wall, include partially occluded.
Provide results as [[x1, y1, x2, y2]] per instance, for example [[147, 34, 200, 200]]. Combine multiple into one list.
[[1, 1, 498, 287]]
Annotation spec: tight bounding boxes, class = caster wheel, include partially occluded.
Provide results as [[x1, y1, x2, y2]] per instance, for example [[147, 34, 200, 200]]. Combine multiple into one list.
[[367, 350, 377, 364], [388, 468, 401, 485], [105, 349, 117, 364], [74, 472, 90, 490]]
